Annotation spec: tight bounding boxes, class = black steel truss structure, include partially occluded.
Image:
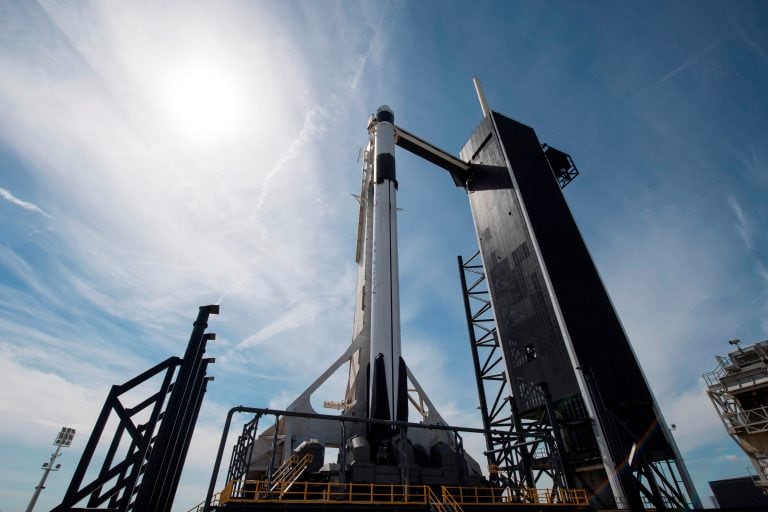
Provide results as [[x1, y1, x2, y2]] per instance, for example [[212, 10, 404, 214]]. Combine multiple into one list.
[[459, 250, 688, 509], [226, 415, 259, 484], [458, 252, 568, 494], [581, 366, 694, 510], [52, 305, 218, 512]]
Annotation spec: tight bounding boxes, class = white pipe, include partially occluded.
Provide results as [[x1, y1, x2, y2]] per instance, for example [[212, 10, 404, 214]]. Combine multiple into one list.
[[472, 77, 490, 118]]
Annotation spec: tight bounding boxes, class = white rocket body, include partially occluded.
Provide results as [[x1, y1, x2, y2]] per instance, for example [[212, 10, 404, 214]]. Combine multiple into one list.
[[369, 106, 402, 421]]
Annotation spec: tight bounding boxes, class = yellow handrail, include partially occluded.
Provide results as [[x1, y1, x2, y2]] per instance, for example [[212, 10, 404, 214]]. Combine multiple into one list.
[[270, 455, 300, 483], [219, 480, 589, 506], [270, 453, 313, 496], [182, 493, 220, 512], [427, 486, 447, 512], [441, 486, 465, 512]]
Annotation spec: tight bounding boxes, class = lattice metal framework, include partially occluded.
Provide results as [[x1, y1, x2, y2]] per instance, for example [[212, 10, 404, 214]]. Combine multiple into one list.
[[541, 144, 579, 189], [226, 415, 260, 484], [580, 365, 694, 510], [52, 305, 218, 512], [458, 252, 568, 494], [208, 406, 569, 511], [705, 340, 768, 492]]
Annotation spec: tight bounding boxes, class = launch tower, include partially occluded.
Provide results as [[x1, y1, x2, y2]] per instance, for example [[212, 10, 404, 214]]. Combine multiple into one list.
[[457, 104, 700, 509], [213, 85, 700, 511]]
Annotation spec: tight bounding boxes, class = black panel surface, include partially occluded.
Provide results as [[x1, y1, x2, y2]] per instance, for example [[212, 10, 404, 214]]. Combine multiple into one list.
[[461, 112, 672, 462], [710, 477, 768, 508], [460, 117, 577, 413]]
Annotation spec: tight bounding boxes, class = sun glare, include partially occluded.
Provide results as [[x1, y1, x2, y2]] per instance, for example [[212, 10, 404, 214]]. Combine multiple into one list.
[[160, 62, 247, 144]]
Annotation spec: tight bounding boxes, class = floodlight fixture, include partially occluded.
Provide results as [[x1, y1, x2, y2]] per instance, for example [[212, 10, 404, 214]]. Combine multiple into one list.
[[54, 427, 76, 447]]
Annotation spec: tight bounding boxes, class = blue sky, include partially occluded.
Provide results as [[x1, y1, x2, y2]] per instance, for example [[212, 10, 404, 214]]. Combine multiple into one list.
[[1, 1, 767, 510]]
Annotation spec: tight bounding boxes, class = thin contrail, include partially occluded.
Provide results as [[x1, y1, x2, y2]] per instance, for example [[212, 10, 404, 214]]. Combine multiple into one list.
[[636, 40, 719, 97]]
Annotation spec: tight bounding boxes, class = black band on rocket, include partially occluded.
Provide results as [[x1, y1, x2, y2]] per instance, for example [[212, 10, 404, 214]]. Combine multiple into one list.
[[375, 154, 396, 185], [376, 110, 394, 124]]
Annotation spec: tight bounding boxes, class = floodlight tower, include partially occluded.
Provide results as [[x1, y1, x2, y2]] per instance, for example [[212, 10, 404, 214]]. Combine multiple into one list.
[[25, 427, 76, 512]]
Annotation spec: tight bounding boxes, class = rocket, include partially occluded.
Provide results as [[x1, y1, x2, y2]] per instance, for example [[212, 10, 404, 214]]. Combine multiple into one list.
[[245, 103, 478, 476], [368, 106, 408, 427]]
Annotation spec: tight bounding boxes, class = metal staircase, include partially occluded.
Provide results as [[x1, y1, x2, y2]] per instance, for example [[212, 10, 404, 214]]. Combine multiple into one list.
[[267, 453, 313, 497], [440, 487, 464, 512], [50, 305, 218, 512], [426, 486, 464, 512]]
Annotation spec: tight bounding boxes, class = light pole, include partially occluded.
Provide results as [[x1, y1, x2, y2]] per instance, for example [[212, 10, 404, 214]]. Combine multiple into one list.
[[25, 427, 76, 512]]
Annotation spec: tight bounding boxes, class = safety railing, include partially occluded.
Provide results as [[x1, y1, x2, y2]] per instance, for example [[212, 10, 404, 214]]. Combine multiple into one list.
[[723, 405, 768, 433], [270, 455, 298, 481], [269, 453, 313, 496], [184, 493, 220, 512], [441, 485, 588, 505], [223, 480, 430, 504], [703, 357, 728, 388], [721, 370, 768, 393], [427, 486, 448, 512], [546, 488, 589, 504], [705, 351, 768, 391], [440, 486, 465, 512], [219, 480, 588, 506]]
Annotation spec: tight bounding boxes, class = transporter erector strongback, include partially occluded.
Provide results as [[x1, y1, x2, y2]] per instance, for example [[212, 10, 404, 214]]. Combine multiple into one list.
[[460, 108, 700, 509]]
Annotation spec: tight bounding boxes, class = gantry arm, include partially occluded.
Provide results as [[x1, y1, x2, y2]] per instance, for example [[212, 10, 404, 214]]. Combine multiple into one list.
[[393, 125, 469, 187]]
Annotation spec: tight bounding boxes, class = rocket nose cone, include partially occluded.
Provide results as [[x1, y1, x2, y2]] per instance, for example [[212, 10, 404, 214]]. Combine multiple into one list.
[[376, 106, 394, 123]]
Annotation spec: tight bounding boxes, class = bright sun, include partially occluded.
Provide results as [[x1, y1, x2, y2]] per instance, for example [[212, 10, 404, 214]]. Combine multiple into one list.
[[159, 62, 247, 144]]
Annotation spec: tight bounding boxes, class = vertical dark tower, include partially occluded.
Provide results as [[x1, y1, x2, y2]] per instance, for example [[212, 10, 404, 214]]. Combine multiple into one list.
[[460, 112, 700, 509]]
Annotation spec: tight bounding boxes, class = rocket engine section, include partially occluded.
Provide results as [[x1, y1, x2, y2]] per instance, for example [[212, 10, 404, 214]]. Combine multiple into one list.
[[241, 107, 482, 488]]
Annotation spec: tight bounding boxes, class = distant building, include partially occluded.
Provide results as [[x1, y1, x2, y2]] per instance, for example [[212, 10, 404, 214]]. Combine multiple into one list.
[[705, 339, 768, 491], [709, 475, 768, 508]]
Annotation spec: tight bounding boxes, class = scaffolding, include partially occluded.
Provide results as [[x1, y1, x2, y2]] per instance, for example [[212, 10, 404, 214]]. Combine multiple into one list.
[[705, 339, 768, 491]]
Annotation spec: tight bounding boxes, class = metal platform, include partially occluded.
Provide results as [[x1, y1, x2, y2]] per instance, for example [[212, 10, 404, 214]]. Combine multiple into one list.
[[188, 403, 592, 512], [211, 480, 588, 512], [705, 339, 768, 491]]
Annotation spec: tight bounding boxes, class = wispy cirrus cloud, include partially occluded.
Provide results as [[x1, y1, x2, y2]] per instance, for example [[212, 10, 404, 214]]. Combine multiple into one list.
[[727, 195, 752, 250], [0, 186, 51, 218]]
